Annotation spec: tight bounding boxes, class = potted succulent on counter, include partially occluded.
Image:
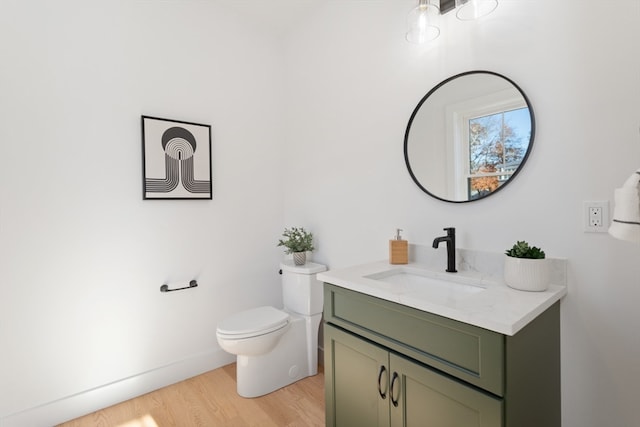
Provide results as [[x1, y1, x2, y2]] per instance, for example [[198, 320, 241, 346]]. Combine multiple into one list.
[[277, 227, 315, 265], [504, 240, 549, 291]]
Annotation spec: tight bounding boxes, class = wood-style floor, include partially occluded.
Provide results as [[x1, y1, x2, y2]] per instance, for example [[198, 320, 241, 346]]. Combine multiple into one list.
[[57, 364, 325, 427]]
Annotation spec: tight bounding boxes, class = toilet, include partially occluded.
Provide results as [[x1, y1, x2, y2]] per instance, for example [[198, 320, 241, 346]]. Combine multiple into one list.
[[216, 260, 327, 398]]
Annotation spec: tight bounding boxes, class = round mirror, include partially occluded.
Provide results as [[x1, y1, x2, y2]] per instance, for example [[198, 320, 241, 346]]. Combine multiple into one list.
[[404, 71, 535, 203]]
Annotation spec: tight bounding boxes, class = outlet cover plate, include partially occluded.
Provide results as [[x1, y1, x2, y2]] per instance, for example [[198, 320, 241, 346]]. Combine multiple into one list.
[[583, 201, 610, 233]]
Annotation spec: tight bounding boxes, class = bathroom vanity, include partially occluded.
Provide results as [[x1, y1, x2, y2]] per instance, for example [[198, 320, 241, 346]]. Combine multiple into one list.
[[319, 253, 566, 427]]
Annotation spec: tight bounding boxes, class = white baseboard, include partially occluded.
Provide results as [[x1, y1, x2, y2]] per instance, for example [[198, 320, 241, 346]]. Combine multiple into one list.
[[0, 349, 236, 427]]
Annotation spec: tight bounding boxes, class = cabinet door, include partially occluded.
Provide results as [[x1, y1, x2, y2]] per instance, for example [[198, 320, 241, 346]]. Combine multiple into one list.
[[389, 354, 503, 427], [325, 324, 390, 427]]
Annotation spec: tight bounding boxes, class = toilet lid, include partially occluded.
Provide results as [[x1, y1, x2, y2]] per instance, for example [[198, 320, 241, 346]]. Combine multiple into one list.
[[217, 306, 289, 337]]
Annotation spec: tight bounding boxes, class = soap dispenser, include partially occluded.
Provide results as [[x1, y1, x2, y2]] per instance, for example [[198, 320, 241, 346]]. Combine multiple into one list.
[[389, 229, 408, 265]]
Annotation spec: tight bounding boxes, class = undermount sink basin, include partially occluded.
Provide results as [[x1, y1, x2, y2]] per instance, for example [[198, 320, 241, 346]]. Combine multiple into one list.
[[364, 266, 486, 300]]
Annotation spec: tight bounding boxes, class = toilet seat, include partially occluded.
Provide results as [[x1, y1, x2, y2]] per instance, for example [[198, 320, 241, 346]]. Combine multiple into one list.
[[217, 306, 289, 340]]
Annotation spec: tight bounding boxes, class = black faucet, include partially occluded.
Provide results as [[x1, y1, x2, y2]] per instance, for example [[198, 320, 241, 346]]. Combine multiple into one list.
[[432, 227, 457, 273]]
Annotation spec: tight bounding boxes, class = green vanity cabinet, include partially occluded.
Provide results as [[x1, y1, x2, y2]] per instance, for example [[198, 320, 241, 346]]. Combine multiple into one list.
[[323, 283, 561, 427], [325, 324, 502, 427]]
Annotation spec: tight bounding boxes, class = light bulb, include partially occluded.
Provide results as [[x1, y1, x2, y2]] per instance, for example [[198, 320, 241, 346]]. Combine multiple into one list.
[[406, 0, 440, 44], [455, 0, 498, 21]]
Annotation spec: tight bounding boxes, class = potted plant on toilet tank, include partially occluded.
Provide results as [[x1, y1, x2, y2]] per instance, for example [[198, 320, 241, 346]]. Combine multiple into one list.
[[504, 240, 549, 291], [277, 227, 315, 266]]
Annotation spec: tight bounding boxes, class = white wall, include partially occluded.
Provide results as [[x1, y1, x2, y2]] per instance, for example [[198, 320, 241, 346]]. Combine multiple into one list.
[[1, 1, 639, 426], [0, 1, 287, 425], [283, 1, 640, 427]]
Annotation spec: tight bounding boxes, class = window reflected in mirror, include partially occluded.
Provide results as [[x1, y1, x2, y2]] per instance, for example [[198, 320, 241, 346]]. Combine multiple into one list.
[[466, 107, 530, 199]]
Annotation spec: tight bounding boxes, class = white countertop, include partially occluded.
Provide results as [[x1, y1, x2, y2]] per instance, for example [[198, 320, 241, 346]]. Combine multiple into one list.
[[318, 259, 567, 336]]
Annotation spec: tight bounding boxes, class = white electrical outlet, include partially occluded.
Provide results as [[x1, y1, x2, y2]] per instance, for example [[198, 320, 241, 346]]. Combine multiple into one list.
[[583, 201, 609, 233]]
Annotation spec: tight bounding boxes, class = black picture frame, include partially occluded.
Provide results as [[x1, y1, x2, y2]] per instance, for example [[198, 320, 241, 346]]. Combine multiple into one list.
[[141, 115, 212, 200]]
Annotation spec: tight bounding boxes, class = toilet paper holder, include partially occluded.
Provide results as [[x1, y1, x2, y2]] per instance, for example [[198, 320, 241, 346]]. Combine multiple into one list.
[[160, 280, 198, 293]]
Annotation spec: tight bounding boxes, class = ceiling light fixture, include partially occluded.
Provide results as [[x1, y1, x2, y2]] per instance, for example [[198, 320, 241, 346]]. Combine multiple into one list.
[[406, 0, 499, 44], [406, 0, 441, 44], [454, 0, 499, 21]]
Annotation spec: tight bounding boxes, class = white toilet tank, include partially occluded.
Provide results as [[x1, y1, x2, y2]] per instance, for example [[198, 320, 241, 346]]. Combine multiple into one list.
[[280, 260, 327, 315]]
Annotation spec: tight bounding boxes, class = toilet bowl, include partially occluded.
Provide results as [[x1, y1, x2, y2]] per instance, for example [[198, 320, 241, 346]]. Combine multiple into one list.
[[216, 261, 327, 398], [216, 306, 291, 356]]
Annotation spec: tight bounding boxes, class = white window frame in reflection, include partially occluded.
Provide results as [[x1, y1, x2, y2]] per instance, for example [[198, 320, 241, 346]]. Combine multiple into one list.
[[445, 88, 528, 200]]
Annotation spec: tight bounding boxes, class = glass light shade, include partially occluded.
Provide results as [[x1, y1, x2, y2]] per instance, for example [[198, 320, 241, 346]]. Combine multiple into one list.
[[608, 168, 640, 243], [406, 0, 440, 44], [455, 0, 498, 20]]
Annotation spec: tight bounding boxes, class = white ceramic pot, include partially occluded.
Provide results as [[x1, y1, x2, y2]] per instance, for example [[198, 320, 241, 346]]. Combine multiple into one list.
[[504, 255, 549, 292]]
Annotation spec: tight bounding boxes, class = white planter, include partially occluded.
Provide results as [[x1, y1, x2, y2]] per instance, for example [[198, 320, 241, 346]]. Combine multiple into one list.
[[504, 255, 549, 292]]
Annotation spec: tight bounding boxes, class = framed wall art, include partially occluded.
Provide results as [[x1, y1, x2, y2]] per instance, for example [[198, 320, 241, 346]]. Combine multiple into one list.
[[141, 115, 212, 200]]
